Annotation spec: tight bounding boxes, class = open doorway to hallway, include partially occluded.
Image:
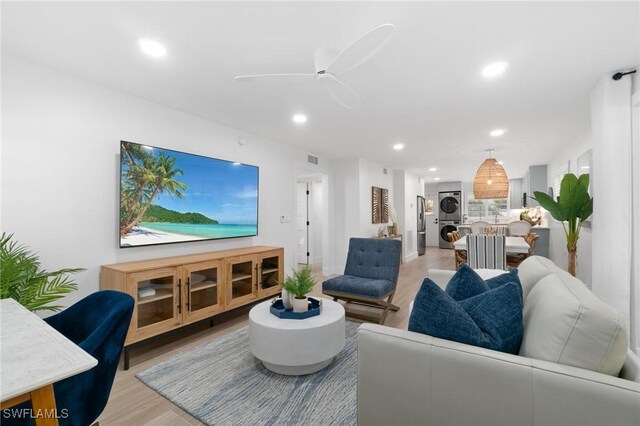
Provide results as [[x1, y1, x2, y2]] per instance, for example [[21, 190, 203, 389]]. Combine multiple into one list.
[[294, 172, 329, 275], [296, 177, 323, 267]]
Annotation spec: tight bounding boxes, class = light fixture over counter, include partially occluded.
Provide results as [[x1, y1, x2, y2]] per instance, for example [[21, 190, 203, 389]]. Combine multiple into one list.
[[473, 149, 509, 199]]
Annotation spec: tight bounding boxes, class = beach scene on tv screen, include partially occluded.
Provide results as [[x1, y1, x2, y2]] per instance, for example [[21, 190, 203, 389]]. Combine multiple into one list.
[[120, 142, 258, 247]]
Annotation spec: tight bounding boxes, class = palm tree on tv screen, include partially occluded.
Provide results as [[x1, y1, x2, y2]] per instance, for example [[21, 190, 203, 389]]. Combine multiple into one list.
[[121, 148, 155, 227], [120, 144, 187, 237]]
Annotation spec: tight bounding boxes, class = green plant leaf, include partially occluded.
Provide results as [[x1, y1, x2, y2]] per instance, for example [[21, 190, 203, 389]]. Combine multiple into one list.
[[558, 173, 579, 206], [571, 188, 590, 219], [0, 232, 82, 312], [578, 173, 590, 188], [532, 191, 567, 221], [532, 173, 593, 276], [558, 174, 590, 230], [580, 196, 593, 221]]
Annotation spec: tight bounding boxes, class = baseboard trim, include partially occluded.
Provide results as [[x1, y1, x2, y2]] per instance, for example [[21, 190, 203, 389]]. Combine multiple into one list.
[[404, 251, 418, 263]]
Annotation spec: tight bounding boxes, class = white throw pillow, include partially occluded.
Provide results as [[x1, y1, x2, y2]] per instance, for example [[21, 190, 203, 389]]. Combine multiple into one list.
[[474, 269, 509, 280], [516, 255, 562, 298], [520, 272, 628, 376]]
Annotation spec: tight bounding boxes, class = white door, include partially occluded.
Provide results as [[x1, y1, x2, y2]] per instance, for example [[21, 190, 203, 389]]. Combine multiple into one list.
[[309, 181, 323, 265], [631, 90, 640, 352], [425, 190, 439, 247], [296, 182, 309, 264]]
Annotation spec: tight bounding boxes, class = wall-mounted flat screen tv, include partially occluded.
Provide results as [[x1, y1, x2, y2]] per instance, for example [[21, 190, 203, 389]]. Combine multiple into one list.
[[119, 141, 258, 248]]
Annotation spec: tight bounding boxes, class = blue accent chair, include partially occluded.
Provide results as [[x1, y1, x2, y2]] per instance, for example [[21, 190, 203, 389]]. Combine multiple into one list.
[[4, 291, 134, 426], [322, 238, 402, 324]]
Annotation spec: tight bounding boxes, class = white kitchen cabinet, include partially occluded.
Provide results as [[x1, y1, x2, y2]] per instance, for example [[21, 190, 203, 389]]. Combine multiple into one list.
[[522, 165, 547, 208], [509, 179, 523, 209]]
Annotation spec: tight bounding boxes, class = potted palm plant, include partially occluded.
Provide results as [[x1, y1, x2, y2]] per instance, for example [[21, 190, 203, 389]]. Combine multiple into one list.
[[281, 266, 316, 313], [533, 173, 593, 276], [0, 233, 83, 312]]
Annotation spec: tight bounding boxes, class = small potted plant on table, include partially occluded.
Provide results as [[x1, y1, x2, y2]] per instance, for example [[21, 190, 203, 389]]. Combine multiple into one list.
[[281, 266, 316, 313]]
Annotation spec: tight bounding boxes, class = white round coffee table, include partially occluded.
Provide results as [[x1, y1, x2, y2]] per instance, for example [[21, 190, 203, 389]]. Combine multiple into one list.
[[249, 297, 345, 375]]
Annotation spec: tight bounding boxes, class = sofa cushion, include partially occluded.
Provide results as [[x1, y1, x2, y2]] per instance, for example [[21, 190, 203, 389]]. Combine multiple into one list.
[[446, 264, 521, 301], [520, 272, 628, 376], [517, 255, 564, 298], [322, 274, 395, 298], [409, 278, 523, 354]]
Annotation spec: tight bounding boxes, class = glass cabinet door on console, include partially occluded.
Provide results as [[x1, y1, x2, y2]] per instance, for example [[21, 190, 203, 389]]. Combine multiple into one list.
[[128, 267, 181, 337], [226, 255, 258, 308], [183, 260, 224, 323], [257, 251, 283, 298]]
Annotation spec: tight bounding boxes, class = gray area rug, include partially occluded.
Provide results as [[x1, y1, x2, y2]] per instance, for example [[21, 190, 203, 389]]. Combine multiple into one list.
[[137, 321, 360, 426]]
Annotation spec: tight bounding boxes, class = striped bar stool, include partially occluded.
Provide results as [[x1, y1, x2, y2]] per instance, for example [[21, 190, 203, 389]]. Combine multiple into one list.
[[467, 234, 507, 270]]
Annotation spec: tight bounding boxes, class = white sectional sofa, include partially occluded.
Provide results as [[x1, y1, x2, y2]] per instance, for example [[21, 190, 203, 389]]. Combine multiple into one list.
[[357, 256, 640, 426]]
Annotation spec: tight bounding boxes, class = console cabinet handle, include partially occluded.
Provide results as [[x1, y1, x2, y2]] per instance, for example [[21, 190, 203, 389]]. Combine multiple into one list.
[[186, 276, 191, 309], [177, 278, 182, 314]]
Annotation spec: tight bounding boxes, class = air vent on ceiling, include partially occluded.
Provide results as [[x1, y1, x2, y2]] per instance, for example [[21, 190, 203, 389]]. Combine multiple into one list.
[[307, 155, 319, 165], [383, 168, 388, 175]]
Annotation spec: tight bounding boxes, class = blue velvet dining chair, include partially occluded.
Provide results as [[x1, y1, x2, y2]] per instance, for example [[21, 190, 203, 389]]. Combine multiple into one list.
[[4, 290, 134, 426], [322, 237, 402, 324]]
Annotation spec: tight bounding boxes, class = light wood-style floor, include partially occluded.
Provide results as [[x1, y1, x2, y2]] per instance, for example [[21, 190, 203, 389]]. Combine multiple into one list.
[[98, 247, 455, 425]]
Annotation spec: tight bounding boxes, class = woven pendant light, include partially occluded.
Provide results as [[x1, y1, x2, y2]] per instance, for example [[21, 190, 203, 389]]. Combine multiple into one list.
[[473, 150, 509, 199]]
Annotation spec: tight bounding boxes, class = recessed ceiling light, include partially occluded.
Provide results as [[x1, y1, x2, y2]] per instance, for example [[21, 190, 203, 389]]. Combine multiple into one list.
[[482, 61, 508, 78], [490, 129, 506, 137], [429, 167, 437, 172], [292, 114, 307, 124], [393, 143, 404, 151], [434, 177, 441, 181], [138, 38, 166, 58]]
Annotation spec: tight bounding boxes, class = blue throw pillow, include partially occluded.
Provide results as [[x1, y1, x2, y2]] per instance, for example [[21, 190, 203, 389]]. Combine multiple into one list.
[[446, 264, 521, 301], [408, 278, 523, 354]]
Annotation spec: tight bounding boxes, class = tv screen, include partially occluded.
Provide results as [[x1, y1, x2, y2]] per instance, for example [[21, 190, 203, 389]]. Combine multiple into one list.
[[119, 141, 258, 248]]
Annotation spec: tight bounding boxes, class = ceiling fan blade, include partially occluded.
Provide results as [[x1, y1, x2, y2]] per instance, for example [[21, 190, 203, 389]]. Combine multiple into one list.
[[234, 73, 316, 82], [326, 23, 395, 75], [321, 75, 361, 110]]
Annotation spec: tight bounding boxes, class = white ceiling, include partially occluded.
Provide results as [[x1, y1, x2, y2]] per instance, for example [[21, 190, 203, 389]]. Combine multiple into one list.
[[3, 1, 639, 182]]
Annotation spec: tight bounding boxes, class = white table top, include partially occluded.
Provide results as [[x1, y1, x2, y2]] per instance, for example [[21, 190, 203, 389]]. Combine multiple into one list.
[[453, 235, 530, 254], [249, 297, 344, 330], [458, 224, 550, 230], [0, 298, 98, 401]]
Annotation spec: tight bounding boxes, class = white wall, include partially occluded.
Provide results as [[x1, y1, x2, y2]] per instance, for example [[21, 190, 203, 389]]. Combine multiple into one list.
[[392, 170, 423, 261], [546, 135, 593, 287], [1, 57, 325, 308], [358, 158, 393, 237], [331, 157, 393, 273], [331, 158, 360, 274], [393, 170, 406, 251]]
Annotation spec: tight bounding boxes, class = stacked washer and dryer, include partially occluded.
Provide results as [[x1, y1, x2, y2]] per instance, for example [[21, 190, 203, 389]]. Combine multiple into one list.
[[438, 191, 462, 249]]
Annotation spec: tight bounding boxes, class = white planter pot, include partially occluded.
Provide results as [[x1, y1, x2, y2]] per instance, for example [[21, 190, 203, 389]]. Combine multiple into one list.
[[292, 296, 308, 313], [281, 288, 293, 310]]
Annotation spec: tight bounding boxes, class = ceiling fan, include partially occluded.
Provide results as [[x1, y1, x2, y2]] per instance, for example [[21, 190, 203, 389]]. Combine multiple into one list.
[[234, 23, 395, 109]]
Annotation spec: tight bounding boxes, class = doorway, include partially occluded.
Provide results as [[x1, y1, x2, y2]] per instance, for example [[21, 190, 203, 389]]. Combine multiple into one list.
[[295, 174, 327, 273], [296, 182, 310, 265]]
